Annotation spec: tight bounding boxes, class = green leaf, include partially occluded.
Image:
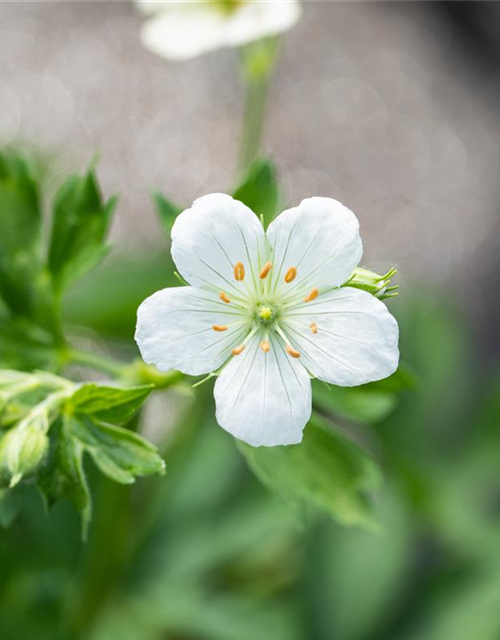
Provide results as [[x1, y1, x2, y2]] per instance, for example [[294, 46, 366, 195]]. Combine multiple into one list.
[[238, 415, 382, 530], [70, 415, 165, 485], [38, 416, 91, 537], [152, 192, 182, 236], [233, 159, 280, 227], [0, 151, 43, 316], [48, 168, 116, 291], [312, 366, 415, 423], [70, 383, 153, 424]]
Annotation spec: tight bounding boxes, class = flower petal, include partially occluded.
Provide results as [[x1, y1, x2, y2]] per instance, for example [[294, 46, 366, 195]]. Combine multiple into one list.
[[171, 193, 267, 296], [266, 197, 363, 296], [140, 5, 228, 61], [282, 288, 399, 386], [135, 286, 249, 376], [226, 0, 302, 47], [214, 333, 312, 447]]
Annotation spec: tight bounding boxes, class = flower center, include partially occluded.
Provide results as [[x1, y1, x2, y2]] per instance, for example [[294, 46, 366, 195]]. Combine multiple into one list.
[[254, 303, 279, 328]]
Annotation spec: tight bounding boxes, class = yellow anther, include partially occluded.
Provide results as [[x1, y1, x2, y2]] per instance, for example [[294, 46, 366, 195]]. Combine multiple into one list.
[[260, 340, 270, 353], [286, 345, 301, 358], [259, 261, 273, 279], [304, 288, 319, 303], [310, 322, 318, 334], [213, 324, 228, 332], [234, 261, 245, 281], [258, 306, 272, 320], [284, 267, 297, 283], [232, 344, 245, 356], [219, 292, 231, 304]]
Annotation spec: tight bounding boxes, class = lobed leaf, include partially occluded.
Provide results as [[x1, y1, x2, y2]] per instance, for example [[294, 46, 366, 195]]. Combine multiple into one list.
[[238, 415, 382, 531], [70, 383, 153, 425], [48, 169, 116, 291]]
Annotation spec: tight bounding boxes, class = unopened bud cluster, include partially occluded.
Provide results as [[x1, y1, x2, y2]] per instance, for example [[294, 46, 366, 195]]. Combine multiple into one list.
[[0, 412, 49, 487], [344, 267, 398, 300]]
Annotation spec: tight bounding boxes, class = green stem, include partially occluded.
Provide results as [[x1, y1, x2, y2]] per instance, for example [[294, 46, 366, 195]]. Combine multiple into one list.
[[238, 71, 270, 174], [237, 38, 279, 175], [66, 348, 125, 378], [65, 348, 184, 389]]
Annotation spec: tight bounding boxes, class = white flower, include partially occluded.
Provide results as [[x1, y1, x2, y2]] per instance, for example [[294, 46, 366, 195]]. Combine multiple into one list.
[[135, 194, 399, 447], [137, 0, 302, 61]]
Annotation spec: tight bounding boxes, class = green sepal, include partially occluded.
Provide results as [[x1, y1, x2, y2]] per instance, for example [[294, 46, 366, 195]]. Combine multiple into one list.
[[233, 158, 280, 228], [152, 192, 182, 236]]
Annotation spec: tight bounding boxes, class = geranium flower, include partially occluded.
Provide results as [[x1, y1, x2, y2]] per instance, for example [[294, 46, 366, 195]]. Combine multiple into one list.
[[137, 0, 302, 61], [135, 194, 399, 447]]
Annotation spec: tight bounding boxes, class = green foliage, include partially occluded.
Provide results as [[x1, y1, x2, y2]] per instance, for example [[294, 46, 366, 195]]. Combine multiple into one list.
[[238, 415, 382, 530], [0, 371, 163, 537], [152, 192, 182, 236], [0, 151, 117, 372], [0, 151, 43, 318], [49, 170, 116, 292], [233, 158, 280, 226], [312, 365, 415, 423]]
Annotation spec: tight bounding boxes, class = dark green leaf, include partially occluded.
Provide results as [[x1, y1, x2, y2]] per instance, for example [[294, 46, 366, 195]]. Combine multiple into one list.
[[238, 415, 381, 530], [48, 169, 116, 290], [153, 192, 182, 236], [0, 151, 43, 316], [38, 416, 91, 537], [233, 159, 280, 227], [70, 415, 165, 484], [70, 383, 153, 424]]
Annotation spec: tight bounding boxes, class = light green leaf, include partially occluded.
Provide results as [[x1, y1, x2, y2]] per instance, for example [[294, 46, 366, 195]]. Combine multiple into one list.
[[238, 415, 382, 530], [152, 192, 182, 236], [70, 383, 153, 424], [70, 414, 165, 484], [48, 168, 116, 290], [233, 159, 280, 227], [312, 366, 415, 423]]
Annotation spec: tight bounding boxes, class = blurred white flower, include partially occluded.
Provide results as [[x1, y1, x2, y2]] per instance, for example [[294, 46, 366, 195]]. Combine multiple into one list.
[[135, 194, 399, 447], [137, 0, 302, 61]]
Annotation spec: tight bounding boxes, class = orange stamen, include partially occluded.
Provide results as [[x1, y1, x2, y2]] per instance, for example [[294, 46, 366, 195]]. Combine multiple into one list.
[[259, 261, 273, 279], [234, 262, 245, 281], [310, 322, 318, 334], [219, 292, 231, 304], [286, 345, 301, 358], [231, 344, 245, 356], [284, 267, 297, 283], [213, 324, 228, 332], [260, 340, 270, 353], [304, 288, 319, 303]]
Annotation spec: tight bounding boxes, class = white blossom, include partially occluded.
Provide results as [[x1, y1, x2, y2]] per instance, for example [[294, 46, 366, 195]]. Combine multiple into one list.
[[135, 194, 399, 447], [136, 0, 302, 61]]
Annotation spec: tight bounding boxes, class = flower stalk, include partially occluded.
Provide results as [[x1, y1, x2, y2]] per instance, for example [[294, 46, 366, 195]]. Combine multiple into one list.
[[238, 38, 279, 174]]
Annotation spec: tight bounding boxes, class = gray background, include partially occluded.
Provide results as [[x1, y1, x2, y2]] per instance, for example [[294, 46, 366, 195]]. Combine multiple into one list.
[[1, 1, 498, 353]]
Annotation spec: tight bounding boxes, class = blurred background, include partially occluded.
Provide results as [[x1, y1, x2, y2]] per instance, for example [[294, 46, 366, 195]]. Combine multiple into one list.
[[1, 2, 500, 639]]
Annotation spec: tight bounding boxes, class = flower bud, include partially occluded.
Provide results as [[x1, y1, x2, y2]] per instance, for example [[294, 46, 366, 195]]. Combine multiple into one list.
[[0, 413, 49, 487], [344, 267, 398, 300]]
